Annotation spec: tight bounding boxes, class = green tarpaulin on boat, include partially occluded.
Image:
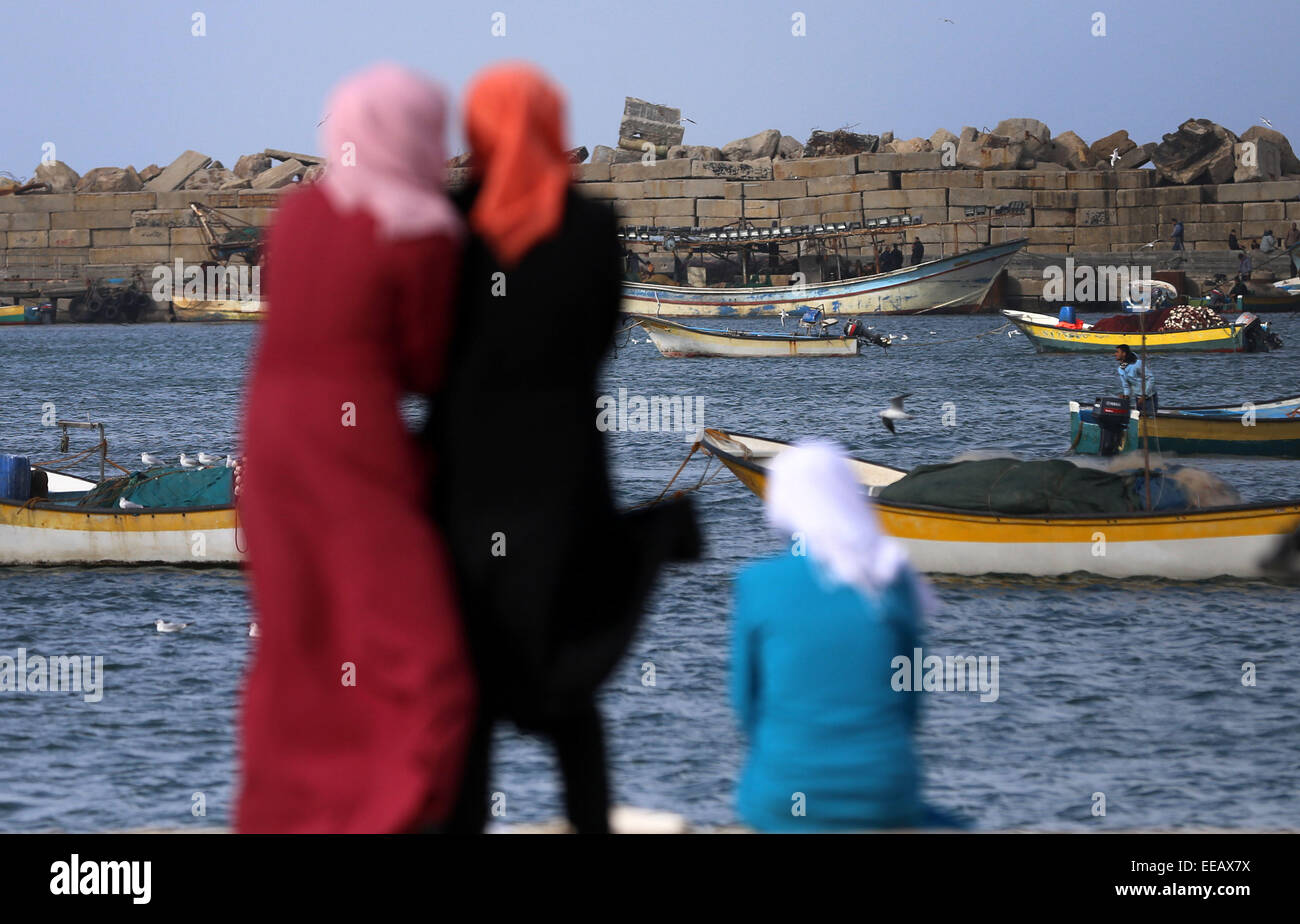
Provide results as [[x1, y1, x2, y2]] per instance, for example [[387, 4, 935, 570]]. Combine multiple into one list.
[[877, 458, 1140, 515], [76, 467, 232, 510]]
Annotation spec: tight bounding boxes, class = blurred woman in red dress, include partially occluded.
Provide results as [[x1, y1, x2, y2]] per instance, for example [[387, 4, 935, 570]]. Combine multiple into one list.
[[236, 64, 474, 833]]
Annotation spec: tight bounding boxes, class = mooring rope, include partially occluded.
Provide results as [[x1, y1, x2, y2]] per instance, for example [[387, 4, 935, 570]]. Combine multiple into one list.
[[627, 441, 727, 509]]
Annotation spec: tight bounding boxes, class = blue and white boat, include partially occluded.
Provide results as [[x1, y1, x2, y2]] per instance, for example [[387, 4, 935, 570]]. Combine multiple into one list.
[[620, 238, 1026, 317]]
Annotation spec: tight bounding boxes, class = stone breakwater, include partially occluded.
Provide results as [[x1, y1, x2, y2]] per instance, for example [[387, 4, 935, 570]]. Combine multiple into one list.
[[3, 120, 1300, 306]]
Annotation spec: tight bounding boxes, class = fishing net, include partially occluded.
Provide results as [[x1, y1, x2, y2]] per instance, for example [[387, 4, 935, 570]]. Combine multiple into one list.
[[76, 466, 232, 510]]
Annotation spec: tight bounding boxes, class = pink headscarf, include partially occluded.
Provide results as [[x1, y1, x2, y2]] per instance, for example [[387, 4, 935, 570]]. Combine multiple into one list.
[[319, 63, 462, 241]]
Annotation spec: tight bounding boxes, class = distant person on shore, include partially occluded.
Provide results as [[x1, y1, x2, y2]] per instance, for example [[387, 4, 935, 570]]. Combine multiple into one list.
[[426, 63, 699, 834], [1260, 230, 1277, 253], [237, 64, 474, 833], [910, 238, 924, 265], [1228, 230, 1240, 252], [1239, 250, 1253, 280], [731, 442, 963, 832], [1170, 218, 1184, 251], [1115, 344, 1157, 415], [1286, 224, 1300, 274]]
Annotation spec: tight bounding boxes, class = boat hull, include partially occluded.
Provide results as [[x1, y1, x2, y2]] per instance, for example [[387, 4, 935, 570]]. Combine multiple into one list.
[[621, 238, 1026, 318], [1069, 399, 1300, 458], [635, 315, 861, 357], [1003, 310, 1247, 353], [700, 428, 1300, 579], [0, 500, 241, 565]]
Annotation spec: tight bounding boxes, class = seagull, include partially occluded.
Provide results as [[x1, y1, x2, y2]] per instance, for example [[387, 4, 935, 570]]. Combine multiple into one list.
[[1110, 148, 1120, 166], [879, 394, 912, 434], [179, 453, 199, 469], [1008, 329, 1020, 337], [248, 623, 260, 638], [679, 117, 697, 125], [119, 497, 142, 509], [941, 18, 954, 23], [141, 452, 165, 467], [225, 455, 240, 468], [155, 619, 190, 633], [899, 334, 909, 341], [1261, 117, 1273, 128], [197, 452, 223, 465], [1141, 239, 1159, 249]]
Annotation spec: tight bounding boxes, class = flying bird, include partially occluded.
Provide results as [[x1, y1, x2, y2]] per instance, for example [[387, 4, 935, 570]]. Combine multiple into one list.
[[679, 117, 697, 125], [141, 452, 165, 467], [179, 453, 199, 469], [1261, 117, 1273, 128], [1110, 148, 1120, 166], [941, 18, 954, 23], [155, 619, 190, 633], [879, 394, 912, 434]]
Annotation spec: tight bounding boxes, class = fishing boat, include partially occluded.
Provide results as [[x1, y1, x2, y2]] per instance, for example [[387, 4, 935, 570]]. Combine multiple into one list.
[[697, 428, 1300, 579], [0, 302, 53, 325], [621, 238, 1026, 318], [1069, 395, 1300, 458], [0, 426, 240, 565], [170, 296, 265, 322], [1000, 308, 1276, 353], [632, 314, 887, 357]]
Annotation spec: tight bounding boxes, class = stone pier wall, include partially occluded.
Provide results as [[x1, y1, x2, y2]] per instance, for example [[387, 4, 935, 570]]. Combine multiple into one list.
[[4, 157, 1298, 302]]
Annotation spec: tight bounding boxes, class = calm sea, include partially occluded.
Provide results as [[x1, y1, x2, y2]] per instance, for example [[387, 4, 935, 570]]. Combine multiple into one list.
[[1, 315, 1296, 831]]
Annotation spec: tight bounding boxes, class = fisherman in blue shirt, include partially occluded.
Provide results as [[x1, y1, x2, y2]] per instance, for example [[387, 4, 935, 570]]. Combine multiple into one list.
[[1115, 344, 1157, 415]]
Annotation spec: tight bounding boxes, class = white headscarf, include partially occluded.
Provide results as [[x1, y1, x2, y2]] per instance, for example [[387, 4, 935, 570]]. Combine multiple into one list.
[[764, 441, 909, 598]]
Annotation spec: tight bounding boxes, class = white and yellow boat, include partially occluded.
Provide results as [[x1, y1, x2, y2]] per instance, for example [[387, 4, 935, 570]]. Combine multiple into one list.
[[0, 470, 241, 566], [1001, 309, 1263, 353], [699, 428, 1300, 580], [170, 296, 264, 322], [633, 314, 876, 357]]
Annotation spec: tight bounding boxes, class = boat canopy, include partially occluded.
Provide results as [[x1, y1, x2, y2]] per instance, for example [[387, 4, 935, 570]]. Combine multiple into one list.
[[76, 467, 232, 510]]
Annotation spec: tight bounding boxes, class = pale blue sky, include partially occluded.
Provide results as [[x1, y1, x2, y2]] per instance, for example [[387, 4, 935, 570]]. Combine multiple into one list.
[[2, 0, 1293, 178]]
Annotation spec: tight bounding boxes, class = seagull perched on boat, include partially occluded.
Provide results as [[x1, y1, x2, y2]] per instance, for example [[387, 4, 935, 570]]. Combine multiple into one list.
[[225, 455, 240, 468], [141, 452, 165, 468], [119, 497, 142, 509], [155, 619, 190, 633], [179, 453, 199, 469], [879, 394, 912, 434], [197, 452, 223, 465]]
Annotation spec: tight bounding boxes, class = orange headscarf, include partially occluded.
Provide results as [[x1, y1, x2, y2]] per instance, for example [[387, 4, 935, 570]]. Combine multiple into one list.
[[464, 63, 572, 266]]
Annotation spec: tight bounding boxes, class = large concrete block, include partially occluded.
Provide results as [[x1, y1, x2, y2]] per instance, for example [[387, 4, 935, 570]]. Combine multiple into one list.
[[1025, 228, 1074, 245], [948, 187, 1025, 207], [0, 194, 74, 213], [131, 209, 197, 228], [813, 193, 863, 213], [250, 159, 306, 189], [1073, 226, 1115, 248], [1152, 186, 1207, 205], [984, 170, 1067, 190], [1213, 179, 1300, 202], [611, 159, 695, 181], [651, 198, 697, 218], [860, 188, 946, 209], [806, 173, 896, 195], [1200, 203, 1243, 223], [743, 200, 780, 220], [900, 170, 982, 189], [90, 228, 130, 246], [779, 197, 823, 219], [1032, 190, 1112, 209], [856, 152, 944, 172], [576, 182, 640, 200], [643, 179, 725, 199], [7, 230, 48, 248], [1031, 208, 1075, 226], [611, 199, 657, 218], [1114, 170, 1155, 189], [168, 245, 215, 263], [0, 212, 50, 231], [87, 245, 172, 264], [653, 215, 694, 228], [773, 156, 858, 179], [74, 192, 157, 211], [696, 199, 744, 219], [51, 210, 135, 230], [154, 191, 213, 209], [129, 226, 170, 246], [146, 151, 212, 191], [692, 159, 774, 181], [1242, 201, 1286, 222], [573, 163, 610, 183], [169, 227, 207, 245], [728, 180, 806, 200]]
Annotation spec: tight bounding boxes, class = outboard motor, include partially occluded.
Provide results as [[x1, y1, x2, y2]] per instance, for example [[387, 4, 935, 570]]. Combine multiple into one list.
[[1094, 396, 1131, 456], [845, 318, 889, 350]]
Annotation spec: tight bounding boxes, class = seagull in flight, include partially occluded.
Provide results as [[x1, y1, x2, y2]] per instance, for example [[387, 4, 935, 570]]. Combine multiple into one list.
[[141, 452, 165, 467], [155, 619, 190, 633], [1261, 117, 1273, 128], [879, 394, 912, 434], [941, 18, 954, 23], [1110, 148, 1120, 166]]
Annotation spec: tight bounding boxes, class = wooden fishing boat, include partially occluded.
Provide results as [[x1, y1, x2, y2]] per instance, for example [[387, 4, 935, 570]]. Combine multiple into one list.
[[1069, 395, 1300, 458], [170, 296, 264, 322], [1001, 309, 1264, 353], [621, 238, 1026, 318], [0, 479, 240, 565], [698, 428, 1300, 579], [633, 314, 880, 357], [0, 303, 53, 325]]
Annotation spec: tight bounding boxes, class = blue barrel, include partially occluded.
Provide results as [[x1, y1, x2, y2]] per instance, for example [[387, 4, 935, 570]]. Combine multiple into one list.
[[0, 455, 31, 501], [1058, 304, 1077, 325]]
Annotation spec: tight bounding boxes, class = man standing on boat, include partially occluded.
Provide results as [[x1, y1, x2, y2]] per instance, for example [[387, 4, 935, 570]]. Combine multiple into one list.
[[1115, 344, 1157, 415], [910, 238, 924, 266]]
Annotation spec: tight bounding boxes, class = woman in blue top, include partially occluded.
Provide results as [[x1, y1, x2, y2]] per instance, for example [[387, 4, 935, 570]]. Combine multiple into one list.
[[730, 441, 955, 832]]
